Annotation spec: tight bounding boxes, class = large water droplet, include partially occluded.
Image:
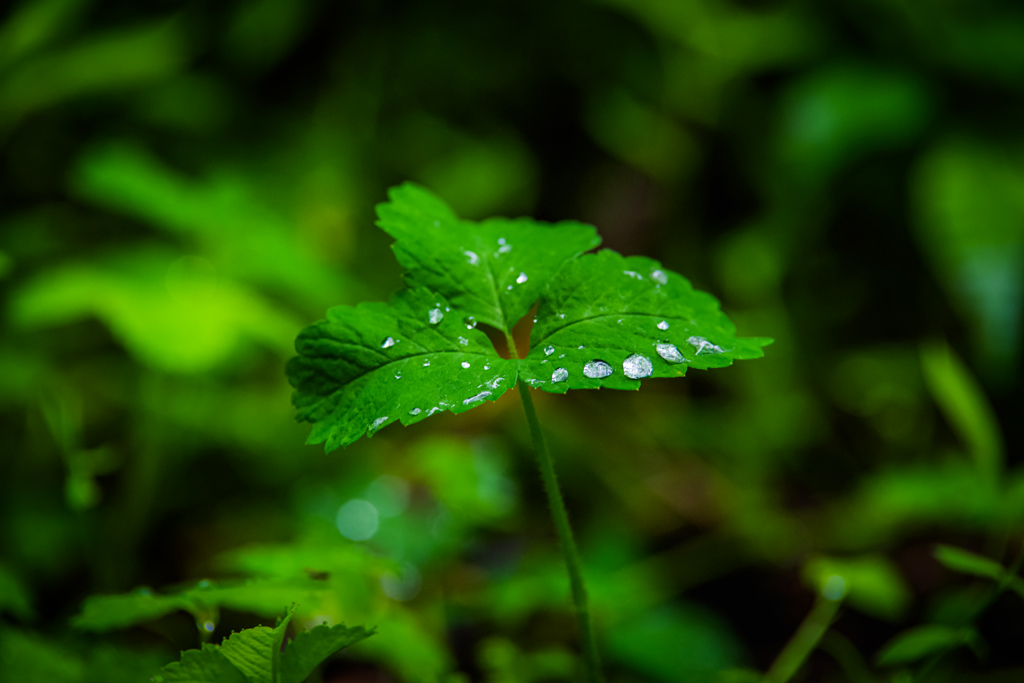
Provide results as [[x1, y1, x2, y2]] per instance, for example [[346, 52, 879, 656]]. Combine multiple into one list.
[[656, 343, 685, 363], [461, 361, 471, 368], [409, 408, 422, 416], [463, 250, 479, 265], [657, 320, 670, 330], [463, 390, 492, 405], [651, 269, 668, 285], [623, 354, 653, 379], [552, 367, 569, 382], [544, 345, 555, 356], [464, 316, 477, 329], [583, 360, 613, 379], [516, 272, 528, 284], [381, 337, 396, 348], [369, 416, 389, 432], [428, 308, 444, 324], [687, 336, 724, 355], [422, 359, 431, 367]]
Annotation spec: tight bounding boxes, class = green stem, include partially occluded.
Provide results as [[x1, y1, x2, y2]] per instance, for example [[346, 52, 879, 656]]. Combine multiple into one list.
[[517, 381, 603, 682], [764, 593, 842, 683]]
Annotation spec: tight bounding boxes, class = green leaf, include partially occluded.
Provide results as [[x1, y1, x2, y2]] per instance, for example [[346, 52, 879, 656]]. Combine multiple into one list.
[[376, 182, 601, 331], [876, 625, 976, 667], [279, 623, 375, 683], [934, 545, 1005, 581], [219, 607, 293, 683], [287, 287, 517, 450], [154, 644, 246, 683], [521, 250, 771, 392], [72, 588, 190, 632]]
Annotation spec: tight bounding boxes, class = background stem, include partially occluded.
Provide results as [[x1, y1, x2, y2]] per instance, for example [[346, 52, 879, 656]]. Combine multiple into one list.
[[517, 382, 603, 683]]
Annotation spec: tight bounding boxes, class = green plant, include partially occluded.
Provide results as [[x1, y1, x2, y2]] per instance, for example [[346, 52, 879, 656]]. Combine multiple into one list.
[[287, 183, 772, 680]]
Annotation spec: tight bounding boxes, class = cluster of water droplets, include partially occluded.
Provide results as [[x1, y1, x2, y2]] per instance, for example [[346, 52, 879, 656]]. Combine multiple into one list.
[[494, 237, 512, 257]]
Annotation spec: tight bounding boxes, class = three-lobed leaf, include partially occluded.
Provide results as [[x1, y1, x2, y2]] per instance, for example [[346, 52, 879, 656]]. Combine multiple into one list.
[[290, 183, 771, 450], [152, 606, 373, 683]]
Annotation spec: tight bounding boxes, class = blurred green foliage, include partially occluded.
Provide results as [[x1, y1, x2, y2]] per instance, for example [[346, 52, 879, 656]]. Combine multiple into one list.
[[1, 0, 1023, 681]]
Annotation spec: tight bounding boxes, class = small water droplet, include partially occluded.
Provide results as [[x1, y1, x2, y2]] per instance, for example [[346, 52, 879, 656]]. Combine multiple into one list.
[[464, 316, 477, 329], [395, 372, 402, 379], [656, 343, 686, 363], [458, 336, 469, 345], [487, 376, 505, 389], [498, 237, 506, 245], [526, 378, 543, 386], [578, 345, 585, 350], [427, 406, 442, 416], [370, 416, 389, 432], [498, 244, 512, 255], [559, 354, 565, 358], [203, 620, 216, 633], [428, 308, 444, 324], [463, 250, 479, 265], [651, 269, 668, 285], [623, 354, 653, 379], [544, 345, 555, 356], [507, 285, 513, 290], [624, 270, 643, 279], [463, 390, 492, 405], [516, 272, 528, 284], [422, 359, 431, 367], [552, 367, 569, 382], [558, 313, 566, 319], [583, 360, 613, 379], [461, 361, 471, 369], [409, 408, 422, 416], [484, 363, 491, 370], [657, 320, 670, 330], [381, 337, 396, 348], [687, 336, 724, 355]]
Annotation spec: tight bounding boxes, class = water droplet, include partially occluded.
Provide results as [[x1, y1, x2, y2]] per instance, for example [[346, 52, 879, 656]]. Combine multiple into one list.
[[552, 367, 569, 382], [487, 376, 505, 389], [526, 378, 543, 386], [623, 354, 653, 379], [381, 337, 396, 348], [463, 390, 492, 405], [583, 360, 613, 379], [657, 320, 670, 330], [544, 345, 555, 356], [461, 361, 471, 369], [484, 363, 491, 370], [464, 316, 477, 329], [203, 620, 216, 633], [559, 354, 565, 358], [422, 359, 431, 367], [507, 285, 513, 290], [428, 308, 444, 324], [409, 408, 422, 416], [687, 336, 724, 355], [395, 372, 402, 379], [578, 345, 585, 350], [516, 272, 528, 284], [458, 336, 469, 345], [498, 244, 512, 255], [651, 269, 668, 285], [370, 416, 389, 432], [624, 270, 643, 279], [656, 343, 686, 363], [463, 250, 479, 265], [558, 313, 566, 319], [427, 406, 442, 416], [497, 237, 506, 245]]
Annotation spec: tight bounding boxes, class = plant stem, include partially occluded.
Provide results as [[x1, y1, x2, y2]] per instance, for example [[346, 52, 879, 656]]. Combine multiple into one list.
[[517, 381, 603, 682], [765, 593, 842, 683]]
